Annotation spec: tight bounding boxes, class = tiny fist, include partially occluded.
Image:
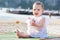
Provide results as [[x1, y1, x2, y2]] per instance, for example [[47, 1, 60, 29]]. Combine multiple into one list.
[[32, 19, 35, 22]]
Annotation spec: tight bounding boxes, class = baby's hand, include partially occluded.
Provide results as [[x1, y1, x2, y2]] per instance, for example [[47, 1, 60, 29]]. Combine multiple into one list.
[[30, 19, 35, 26], [27, 17, 36, 26]]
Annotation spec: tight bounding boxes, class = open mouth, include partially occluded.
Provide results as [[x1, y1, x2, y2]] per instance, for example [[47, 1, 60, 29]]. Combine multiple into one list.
[[35, 13, 38, 15]]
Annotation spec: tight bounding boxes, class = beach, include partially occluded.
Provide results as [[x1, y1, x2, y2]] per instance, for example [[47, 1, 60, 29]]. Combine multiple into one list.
[[0, 17, 60, 37]]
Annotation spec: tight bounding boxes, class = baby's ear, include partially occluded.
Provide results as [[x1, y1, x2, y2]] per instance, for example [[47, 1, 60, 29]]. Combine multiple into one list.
[[42, 8, 44, 13]]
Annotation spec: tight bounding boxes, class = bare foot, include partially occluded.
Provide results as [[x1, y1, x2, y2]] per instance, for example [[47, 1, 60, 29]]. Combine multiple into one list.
[[16, 29, 24, 38]]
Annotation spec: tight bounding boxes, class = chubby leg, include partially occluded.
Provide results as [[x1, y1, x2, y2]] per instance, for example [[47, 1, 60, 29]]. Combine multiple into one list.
[[16, 29, 30, 38]]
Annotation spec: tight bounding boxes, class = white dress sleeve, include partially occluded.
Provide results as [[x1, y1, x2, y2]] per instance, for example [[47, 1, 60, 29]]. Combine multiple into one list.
[[38, 16, 50, 26]]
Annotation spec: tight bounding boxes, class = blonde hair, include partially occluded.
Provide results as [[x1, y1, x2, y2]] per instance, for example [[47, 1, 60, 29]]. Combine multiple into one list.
[[33, 1, 44, 8]]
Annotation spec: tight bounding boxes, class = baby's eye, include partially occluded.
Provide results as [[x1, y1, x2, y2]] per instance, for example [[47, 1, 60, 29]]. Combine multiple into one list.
[[34, 9, 36, 11], [38, 9, 40, 11]]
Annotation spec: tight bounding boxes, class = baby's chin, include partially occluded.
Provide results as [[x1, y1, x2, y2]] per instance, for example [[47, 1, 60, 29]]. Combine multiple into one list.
[[34, 15, 39, 17]]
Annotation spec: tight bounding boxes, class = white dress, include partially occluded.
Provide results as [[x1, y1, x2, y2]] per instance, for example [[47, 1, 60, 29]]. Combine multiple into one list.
[[26, 15, 49, 38]]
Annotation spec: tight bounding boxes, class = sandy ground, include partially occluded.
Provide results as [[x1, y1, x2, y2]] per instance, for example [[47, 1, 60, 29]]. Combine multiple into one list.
[[0, 18, 60, 37], [47, 18, 60, 37]]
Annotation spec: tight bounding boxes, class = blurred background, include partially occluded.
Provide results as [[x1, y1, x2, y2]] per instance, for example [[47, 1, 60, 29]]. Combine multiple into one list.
[[0, 0, 60, 40], [0, 0, 60, 10]]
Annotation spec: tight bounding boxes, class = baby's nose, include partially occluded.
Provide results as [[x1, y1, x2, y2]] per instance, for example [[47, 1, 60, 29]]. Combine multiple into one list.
[[35, 10, 38, 12]]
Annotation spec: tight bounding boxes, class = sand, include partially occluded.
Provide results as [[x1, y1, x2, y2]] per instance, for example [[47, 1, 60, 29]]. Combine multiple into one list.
[[0, 18, 60, 37]]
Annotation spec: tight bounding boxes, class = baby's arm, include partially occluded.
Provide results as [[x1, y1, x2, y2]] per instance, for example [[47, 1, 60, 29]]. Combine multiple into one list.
[[31, 18, 45, 30]]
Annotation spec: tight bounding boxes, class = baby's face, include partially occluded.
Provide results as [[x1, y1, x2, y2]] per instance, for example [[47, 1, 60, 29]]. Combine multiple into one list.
[[33, 4, 44, 17]]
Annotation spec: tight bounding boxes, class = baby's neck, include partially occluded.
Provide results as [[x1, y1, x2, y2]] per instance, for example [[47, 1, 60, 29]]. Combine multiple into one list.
[[34, 15, 42, 18]]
